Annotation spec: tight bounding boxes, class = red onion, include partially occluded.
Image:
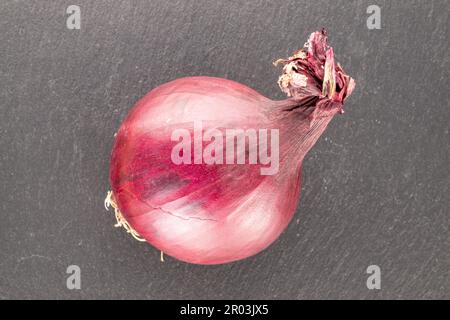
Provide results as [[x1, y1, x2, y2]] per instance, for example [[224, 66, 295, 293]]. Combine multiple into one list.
[[105, 30, 355, 264]]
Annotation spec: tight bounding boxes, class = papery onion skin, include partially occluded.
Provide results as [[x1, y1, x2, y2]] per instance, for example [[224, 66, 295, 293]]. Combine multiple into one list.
[[109, 30, 355, 264]]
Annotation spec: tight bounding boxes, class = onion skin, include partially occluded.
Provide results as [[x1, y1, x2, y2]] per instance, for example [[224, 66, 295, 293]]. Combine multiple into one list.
[[109, 30, 355, 264]]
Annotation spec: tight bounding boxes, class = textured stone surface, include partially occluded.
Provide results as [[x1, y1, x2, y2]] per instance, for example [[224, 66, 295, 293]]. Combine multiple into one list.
[[0, 0, 448, 299]]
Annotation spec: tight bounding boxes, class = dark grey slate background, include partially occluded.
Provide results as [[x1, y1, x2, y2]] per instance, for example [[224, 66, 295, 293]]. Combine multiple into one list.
[[0, 0, 448, 300]]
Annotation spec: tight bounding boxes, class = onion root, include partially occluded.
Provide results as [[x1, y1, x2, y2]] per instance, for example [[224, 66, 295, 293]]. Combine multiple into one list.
[[104, 191, 146, 242]]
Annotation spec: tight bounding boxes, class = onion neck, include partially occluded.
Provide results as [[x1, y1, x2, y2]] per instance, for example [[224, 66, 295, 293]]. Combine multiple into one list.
[[271, 97, 342, 166], [271, 29, 355, 166]]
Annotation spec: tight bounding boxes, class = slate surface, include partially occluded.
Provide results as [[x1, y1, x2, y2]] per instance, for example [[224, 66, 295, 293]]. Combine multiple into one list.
[[0, 0, 448, 299]]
